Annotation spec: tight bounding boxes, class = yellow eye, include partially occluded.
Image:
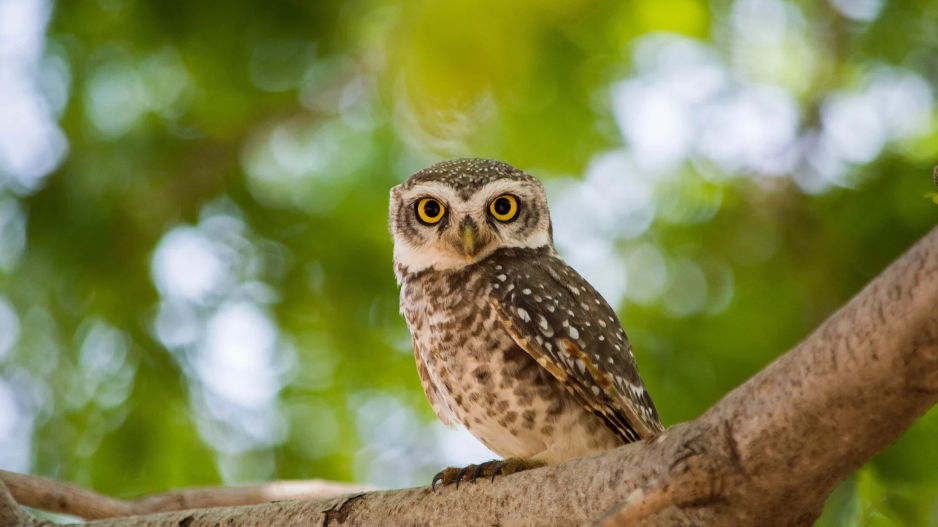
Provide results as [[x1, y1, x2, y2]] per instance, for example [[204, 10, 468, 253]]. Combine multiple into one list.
[[416, 198, 445, 224], [489, 195, 518, 222]]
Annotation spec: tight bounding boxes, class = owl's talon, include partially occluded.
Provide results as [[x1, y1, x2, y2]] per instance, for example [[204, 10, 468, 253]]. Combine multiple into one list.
[[454, 464, 476, 489], [431, 466, 462, 491], [431, 458, 547, 490], [472, 460, 496, 484]]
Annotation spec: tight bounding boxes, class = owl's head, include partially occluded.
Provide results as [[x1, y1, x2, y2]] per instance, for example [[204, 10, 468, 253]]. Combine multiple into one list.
[[390, 159, 554, 273]]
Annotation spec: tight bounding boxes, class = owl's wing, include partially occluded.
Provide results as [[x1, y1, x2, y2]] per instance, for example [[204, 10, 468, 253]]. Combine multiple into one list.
[[488, 254, 663, 442], [412, 337, 457, 429]]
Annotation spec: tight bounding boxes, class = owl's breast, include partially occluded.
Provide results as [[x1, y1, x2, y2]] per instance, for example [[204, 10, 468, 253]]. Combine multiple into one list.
[[399, 265, 621, 461], [400, 267, 502, 368]]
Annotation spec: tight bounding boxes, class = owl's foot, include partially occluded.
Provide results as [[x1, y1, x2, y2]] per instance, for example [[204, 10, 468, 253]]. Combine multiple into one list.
[[431, 458, 547, 491]]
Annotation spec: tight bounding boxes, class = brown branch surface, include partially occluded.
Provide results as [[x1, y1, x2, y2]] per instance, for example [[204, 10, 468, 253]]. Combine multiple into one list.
[[1, 479, 39, 527], [0, 470, 370, 521], [7, 225, 938, 527]]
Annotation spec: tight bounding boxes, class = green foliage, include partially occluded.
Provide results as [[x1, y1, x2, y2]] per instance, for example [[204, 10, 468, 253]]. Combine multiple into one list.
[[0, 0, 936, 524]]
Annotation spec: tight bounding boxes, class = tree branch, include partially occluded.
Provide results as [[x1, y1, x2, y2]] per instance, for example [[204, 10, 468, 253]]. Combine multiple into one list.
[[0, 478, 47, 527], [0, 470, 370, 520], [582, 477, 678, 527], [8, 225, 938, 526]]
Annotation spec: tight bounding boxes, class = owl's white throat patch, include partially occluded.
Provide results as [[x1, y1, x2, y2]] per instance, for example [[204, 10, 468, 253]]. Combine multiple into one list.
[[393, 240, 467, 276], [394, 235, 553, 277]]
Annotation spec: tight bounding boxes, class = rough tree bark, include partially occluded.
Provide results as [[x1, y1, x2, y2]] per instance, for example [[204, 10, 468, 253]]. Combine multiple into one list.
[[2, 225, 937, 527], [0, 470, 370, 520]]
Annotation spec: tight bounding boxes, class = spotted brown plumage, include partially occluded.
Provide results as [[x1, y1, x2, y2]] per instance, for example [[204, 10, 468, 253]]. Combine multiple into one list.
[[488, 248, 663, 442], [390, 158, 663, 487]]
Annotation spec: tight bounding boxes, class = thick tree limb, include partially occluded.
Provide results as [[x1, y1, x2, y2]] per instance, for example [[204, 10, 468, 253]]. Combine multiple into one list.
[[0, 470, 370, 520], [582, 477, 678, 527], [1, 479, 37, 527], [8, 225, 938, 527]]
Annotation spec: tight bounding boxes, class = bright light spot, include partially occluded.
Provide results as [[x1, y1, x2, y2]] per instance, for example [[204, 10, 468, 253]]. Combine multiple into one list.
[[151, 227, 232, 304], [612, 79, 694, 173], [78, 318, 127, 376], [564, 239, 629, 309], [731, 0, 790, 44], [549, 152, 656, 248], [197, 301, 281, 408], [613, 33, 803, 178], [0, 0, 49, 62], [147, 201, 292, 463], [84, 57, 146, 139], [76, 317, 135, 409], [865, 67, 934, 141], [702, 259, 735, 315], [0, 0, 68, 192], [241, 116, 373, 214], [583, 151, 657, 238], [729, 0, 817, 93], [0, 377, 31, 472], [828, 0, 883, 21], [663, 259, 708, 317], [625, 244, 668, 304], [698, 84, 799, 175], [795, 130, 848, 193], [630, 35, 727, 105], [821, 92, 886, 165], [153, 300, 201, 349], [139, 47, 189, 116]]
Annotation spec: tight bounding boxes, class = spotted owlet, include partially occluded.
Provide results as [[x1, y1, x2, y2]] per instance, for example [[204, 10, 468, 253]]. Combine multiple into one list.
[[390, 159, 663, 488]]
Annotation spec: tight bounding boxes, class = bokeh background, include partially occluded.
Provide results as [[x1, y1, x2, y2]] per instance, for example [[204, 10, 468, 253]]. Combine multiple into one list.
[[0, 0, 937, 524]]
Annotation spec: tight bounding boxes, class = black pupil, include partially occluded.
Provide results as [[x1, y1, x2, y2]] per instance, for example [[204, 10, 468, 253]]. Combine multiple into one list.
[[494, 197, 512, 216], [423, 200, 440, 218]]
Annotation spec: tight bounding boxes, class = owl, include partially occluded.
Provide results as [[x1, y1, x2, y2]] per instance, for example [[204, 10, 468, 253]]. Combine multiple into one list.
[[389, 159, 663, 489]]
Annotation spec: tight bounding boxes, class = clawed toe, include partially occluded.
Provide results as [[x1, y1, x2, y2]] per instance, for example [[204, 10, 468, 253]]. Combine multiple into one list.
[[472, 460, 497, 484], [454, 464, 476, 489], [431, 467, 460, 491], [430, 458, 547, 491]]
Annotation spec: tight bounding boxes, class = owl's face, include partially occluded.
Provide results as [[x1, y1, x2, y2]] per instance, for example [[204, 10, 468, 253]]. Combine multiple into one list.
[[390, 159, 553, 273]]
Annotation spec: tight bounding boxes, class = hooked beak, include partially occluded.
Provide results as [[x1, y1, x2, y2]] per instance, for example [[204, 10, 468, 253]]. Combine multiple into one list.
[[461, 223, 479, 264]]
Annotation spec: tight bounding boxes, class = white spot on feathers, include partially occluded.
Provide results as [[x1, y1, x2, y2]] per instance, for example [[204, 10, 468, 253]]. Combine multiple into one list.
[[569, 327, 579, 339], [517, 308, 531, 322]]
